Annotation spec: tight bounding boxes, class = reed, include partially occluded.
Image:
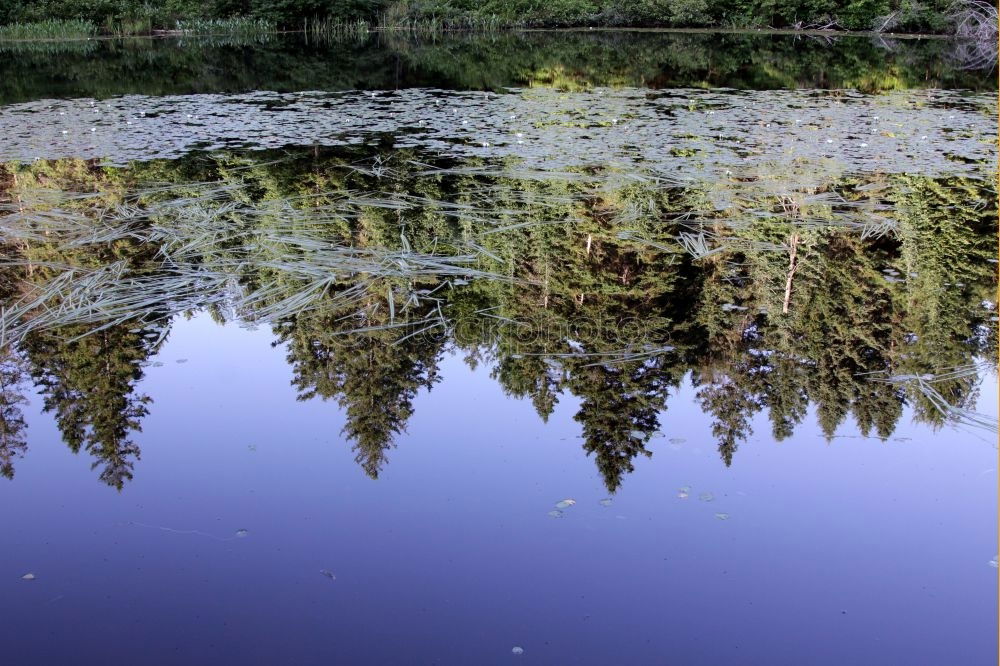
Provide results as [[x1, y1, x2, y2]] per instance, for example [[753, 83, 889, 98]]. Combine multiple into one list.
[[0, 19, 97, 41], [175, 17, 276, 37]]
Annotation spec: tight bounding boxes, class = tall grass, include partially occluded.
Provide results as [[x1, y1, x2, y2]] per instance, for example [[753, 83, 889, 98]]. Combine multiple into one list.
[[304, 18, 372, 40], [175, 17, 276, 37], [106, 16, 154, 38], [379, 14, 510, 32], [0, 178, 515, 345], [0, 19, 97, 41], [304, 13, 509, 40]]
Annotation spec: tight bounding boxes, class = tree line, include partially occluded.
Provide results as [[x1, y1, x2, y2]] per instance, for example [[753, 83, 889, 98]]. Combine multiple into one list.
[[0, 0, 975, 33], [0, 147, 994, 489]]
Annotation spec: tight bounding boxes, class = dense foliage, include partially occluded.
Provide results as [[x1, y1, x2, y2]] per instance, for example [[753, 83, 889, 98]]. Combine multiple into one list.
[[1, 147, 995, 489], [0, 0, 963, 32]]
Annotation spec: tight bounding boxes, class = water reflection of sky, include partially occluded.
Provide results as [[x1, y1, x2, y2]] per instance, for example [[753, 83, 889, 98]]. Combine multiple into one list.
[[3, 313, 995, 664]]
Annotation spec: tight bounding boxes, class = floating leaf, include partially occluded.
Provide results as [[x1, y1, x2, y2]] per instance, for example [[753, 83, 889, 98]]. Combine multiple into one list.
[[715, 513, 730, 520], [554, 499, 576, 509], [699, 492, 715, 502], [21, 573, 35, 581], [668, 438, 686, 444], [234, 529, 249, 538], [175, 358, 188, 364], [547, 510, 563, 518], [677, 491, 689, 499], [319, 569, 336, 580], [598, 498, 612, 507]]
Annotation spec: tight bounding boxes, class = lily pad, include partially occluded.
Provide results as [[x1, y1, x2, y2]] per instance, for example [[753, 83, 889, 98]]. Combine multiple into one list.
[[234, 529, 249, 538], [598, 498, 613, 507], [677, 492, 689, 499], [714, 513, 730, 520], [319, 569, 336, 580], [554, 499, 576, 509], [668, 438, 687, 444], [699, 492, 715, 502], [21, 573, 35, 581], [547, 510, 563, 518], [512, 646, 524, 655]]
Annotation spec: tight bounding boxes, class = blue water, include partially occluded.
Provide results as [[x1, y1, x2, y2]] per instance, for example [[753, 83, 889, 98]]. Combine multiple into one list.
[[1, 30, 998, 665], [2, 313, 996, 664]]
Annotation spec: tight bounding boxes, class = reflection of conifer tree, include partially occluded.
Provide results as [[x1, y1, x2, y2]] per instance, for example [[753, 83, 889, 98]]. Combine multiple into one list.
[[3, 150, 996, 491], [280, 294, 445, 479], [689, 249, 761, 463], [489, 308, 571, 423], [694, 366, 762, 466], [22, 324, 159, 489], [761, 357, 809, 442], [565, 361, 675, 492], [494, 355, 561, 422], [892, 175, 997, 428], [0, 348, 29, 479], [794, 234, 898, 439]]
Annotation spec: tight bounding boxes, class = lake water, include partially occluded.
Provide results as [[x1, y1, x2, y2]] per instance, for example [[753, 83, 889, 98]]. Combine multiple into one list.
[[0, 31, 997, 665]]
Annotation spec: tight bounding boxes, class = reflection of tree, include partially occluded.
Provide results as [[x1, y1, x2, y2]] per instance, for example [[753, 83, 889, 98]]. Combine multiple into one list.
[[566, 360, 676, 492], [279, 291, 445, 479], [694, 368, 761, 467], [760, 357, 809, 442], [21, 323, 160, 489], [891, 176, 997, 428], [0, 150, 995, 489], [0, 348, 29, 479]]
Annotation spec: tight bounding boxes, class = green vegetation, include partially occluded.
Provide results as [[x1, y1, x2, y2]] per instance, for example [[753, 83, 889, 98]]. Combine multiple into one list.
[[174, 16, 276, 35], [0, 0, 990, 36], [0, 18, 95, 39], [0, 148, 994, 488]]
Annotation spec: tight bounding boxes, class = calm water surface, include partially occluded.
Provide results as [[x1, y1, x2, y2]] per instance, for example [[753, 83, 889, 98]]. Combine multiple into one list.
[[0, 32, 997, 665]]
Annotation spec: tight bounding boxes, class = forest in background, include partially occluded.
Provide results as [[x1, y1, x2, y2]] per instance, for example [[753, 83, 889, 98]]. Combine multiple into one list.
[[0, 0, 992, 34]]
